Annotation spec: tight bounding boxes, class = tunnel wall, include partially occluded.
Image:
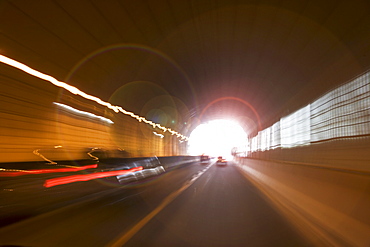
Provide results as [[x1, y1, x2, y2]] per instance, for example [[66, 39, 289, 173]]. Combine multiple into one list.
[[0, 62, 187, 164], [235, 157, 370, 246], [248, 138, 370, 172], [244, 70, 370, 172]]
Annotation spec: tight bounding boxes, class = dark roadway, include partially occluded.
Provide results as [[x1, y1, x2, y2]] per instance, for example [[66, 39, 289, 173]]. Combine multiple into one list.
[[0, 160, 311, 247]]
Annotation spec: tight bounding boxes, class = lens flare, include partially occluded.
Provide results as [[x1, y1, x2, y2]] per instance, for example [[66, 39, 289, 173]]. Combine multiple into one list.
[[200, 96, 262, 131]]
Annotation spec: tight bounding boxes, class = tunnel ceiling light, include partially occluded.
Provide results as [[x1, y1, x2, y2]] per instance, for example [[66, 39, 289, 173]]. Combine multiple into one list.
[[0, 54, 188, 141]]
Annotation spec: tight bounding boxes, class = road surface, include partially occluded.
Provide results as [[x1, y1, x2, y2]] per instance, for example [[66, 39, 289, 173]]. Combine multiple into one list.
[[0, 159, 311, 247]]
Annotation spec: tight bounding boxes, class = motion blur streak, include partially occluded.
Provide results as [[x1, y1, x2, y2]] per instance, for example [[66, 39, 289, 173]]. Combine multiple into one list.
[[0, 54, 188, 140], [0, 164, 98, 177], [87, 148, 100, 161], [153, 132, 164, 138], [32, 149, 57, 165], [53, 102, 114, 124], [43, 166, 143, 188]]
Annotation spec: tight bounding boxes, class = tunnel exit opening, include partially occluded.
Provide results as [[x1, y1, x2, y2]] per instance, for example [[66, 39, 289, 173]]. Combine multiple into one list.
[[187, 119, 247, 159]]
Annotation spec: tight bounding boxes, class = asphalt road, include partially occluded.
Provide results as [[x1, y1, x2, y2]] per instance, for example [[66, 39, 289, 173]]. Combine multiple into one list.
[[0, 160, 311, 247]]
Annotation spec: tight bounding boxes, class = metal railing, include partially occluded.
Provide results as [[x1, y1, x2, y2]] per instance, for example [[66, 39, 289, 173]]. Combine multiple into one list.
[[248, 70, 370, 153]]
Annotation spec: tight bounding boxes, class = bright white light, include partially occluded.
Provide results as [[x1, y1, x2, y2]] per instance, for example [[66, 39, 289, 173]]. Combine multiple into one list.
[[188, 119, 247, 158], [153, 132, 164, 138], [54, 102, 114, 124]]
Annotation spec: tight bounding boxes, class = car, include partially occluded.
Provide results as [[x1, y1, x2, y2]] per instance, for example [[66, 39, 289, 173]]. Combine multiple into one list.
[[216, 156, 227, 165], [200, 154, 210, 163]]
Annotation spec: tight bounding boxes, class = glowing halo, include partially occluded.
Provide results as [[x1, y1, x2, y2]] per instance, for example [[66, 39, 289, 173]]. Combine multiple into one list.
[[64, 43, 197, 104], [199, 96, 262, 131]]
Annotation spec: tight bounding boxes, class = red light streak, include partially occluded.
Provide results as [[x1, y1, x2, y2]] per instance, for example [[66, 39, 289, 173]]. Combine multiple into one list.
[[0, 164, 98, 177], [43, 166, 143, 188]]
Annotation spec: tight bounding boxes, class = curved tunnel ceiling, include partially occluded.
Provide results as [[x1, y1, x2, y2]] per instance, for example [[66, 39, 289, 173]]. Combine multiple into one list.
[[1, 0, 369, 135]]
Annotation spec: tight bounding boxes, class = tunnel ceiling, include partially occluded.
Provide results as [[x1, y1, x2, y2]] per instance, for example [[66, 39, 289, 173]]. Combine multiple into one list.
[[1, 0, 370, 134]]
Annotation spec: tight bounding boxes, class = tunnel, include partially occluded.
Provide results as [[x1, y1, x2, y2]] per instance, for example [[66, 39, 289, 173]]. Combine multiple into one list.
[[0, 1, 370, 246]]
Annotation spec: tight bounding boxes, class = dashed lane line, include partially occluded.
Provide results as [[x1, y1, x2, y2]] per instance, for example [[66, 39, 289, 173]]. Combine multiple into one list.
[[108, 163, 213, 247]]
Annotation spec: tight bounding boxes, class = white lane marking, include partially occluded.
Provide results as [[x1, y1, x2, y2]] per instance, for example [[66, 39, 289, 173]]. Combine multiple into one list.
[[108, 163, 213, 247]]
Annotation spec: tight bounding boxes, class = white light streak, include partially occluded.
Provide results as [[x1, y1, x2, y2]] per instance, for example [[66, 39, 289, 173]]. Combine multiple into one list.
[[0, 54, 189, 141], [153, 132, 164, 138], [54, 102, 114, 124]]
